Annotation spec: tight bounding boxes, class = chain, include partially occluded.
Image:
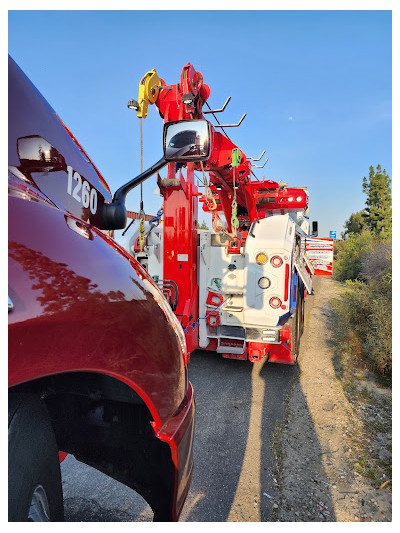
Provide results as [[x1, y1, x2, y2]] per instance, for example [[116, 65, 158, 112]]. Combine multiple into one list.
[[200, 161, 217, 211], [231, 166, 239, 238]]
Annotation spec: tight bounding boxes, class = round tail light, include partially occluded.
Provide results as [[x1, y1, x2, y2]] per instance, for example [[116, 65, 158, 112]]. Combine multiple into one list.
[[256, 252, 268, 265], [269, 297, 282, 309], [258, 276, 271, 289], [271, 255, 283, 268]]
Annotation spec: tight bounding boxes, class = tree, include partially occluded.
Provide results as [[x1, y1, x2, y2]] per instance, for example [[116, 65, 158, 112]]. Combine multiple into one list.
[[342, 210, 366, 239], [362, 165, 392, 236], [199, 220, 209, 230]]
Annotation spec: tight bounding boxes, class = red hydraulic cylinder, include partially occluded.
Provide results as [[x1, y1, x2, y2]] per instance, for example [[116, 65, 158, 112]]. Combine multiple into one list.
[[160, 162, 200, 354]]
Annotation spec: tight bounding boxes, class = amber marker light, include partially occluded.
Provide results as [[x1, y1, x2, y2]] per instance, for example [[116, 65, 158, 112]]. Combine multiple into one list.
[[256, 252, 268, 265]]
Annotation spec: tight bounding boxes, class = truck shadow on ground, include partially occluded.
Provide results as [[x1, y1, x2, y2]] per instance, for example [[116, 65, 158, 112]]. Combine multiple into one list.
[[178, 349, 335, 522], [260, 366, 338, 522]]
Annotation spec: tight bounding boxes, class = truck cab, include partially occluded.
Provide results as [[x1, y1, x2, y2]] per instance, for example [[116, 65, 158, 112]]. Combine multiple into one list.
[[8, 55, 195, 522]]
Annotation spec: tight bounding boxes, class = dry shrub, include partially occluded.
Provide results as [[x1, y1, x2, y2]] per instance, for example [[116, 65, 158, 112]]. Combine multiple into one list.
[[360, 242, 392, 283], [339, 280, 391, 380], [333, 237, 392, 380]]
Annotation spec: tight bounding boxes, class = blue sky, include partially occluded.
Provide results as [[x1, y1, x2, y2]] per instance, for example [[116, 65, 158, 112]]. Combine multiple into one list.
[[8, 10, 392, 237]]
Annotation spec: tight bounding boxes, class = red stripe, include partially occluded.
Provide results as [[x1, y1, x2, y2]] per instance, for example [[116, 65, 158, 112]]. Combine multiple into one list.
[[284, 263, 290, 301]]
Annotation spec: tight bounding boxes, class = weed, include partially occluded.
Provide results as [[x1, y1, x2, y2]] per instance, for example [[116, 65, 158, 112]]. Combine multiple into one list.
[[329, 287, 392, 491]]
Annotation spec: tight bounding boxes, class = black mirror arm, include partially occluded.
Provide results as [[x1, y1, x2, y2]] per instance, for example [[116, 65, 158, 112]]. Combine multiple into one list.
[[102, 157, 167, 230], [113, 157, 167, 205]]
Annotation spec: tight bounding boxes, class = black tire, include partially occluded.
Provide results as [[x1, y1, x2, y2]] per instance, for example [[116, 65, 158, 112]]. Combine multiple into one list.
[[8, 393, 64, 522], [299, 280, 305, 336], [289, 280, 302, 360]]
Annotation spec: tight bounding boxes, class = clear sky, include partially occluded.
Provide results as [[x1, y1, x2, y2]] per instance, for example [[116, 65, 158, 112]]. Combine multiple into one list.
[[8, 9, 392, 237]]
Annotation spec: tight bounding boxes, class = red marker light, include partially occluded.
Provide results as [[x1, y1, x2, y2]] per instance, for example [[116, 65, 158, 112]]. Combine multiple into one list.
[[271, 255, 283, 268], [270, 297, 282, 309]]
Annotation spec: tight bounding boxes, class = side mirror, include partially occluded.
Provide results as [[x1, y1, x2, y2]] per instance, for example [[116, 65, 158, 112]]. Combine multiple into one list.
[[102, 119, 211, 230], [17, 136, 66, 173], [163, 119, 211, 162], [311, 221, 318, 237]]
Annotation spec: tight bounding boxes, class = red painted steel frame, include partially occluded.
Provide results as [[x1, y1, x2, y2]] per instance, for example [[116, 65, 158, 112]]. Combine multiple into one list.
[[159, 163, 200, 353], [152, 64, 309, 359]]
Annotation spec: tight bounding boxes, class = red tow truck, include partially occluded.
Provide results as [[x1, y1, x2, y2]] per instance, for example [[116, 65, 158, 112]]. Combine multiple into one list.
[[8, 56, 195, 522], [114, 63, 334, 364]]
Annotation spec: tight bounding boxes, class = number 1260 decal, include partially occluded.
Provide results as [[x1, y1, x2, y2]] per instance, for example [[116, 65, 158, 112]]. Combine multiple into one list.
[[67, 165, 98, 215]]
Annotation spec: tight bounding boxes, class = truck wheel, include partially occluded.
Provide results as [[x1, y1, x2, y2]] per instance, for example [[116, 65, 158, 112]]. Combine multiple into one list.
[[8, 394, 64, 522], [290, 280, 301, 361], [299, 280, 305, 336]]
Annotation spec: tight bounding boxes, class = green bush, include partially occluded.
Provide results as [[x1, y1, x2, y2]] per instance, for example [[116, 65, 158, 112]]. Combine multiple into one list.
[[333, 231, 376, 281], [333, 239, 392, 380], [338, 279, 391, 379]]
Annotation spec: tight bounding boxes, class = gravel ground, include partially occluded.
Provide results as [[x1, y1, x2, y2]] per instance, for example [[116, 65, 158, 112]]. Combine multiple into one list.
[[274, 276, 392, 522]]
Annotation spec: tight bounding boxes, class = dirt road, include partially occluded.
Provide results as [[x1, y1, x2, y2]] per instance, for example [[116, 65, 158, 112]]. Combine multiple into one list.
[[275, 276, 392, 522]]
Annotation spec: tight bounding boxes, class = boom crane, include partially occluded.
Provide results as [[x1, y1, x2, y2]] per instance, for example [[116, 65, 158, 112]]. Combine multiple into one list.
[[118, 62, 333, 363]]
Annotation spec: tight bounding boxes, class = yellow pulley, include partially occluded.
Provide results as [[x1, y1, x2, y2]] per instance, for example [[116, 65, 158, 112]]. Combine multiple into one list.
[[137, 69, 161, 119]]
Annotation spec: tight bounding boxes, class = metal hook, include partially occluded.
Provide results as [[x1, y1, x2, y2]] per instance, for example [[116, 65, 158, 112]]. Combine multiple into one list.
[[248, 150, 266, 162], [251, 157, 269, 168], [213, 113, 247, 128], [203, 96, 231, 114]]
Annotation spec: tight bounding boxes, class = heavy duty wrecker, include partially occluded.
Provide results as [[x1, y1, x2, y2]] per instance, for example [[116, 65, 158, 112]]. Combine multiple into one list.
[[115, 63, 334, 364]]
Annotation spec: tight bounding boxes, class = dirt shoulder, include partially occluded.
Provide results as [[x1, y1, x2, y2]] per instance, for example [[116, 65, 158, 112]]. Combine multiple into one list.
[[274, 276, 392, 522]]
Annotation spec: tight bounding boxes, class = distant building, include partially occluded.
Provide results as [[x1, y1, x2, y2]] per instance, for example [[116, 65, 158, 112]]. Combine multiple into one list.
[[126, 210, 156, 221]]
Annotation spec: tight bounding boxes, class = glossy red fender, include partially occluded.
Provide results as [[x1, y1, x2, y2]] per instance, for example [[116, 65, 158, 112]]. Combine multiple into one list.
[[8, 185, 188, 425], [8, 55, 195, 521]]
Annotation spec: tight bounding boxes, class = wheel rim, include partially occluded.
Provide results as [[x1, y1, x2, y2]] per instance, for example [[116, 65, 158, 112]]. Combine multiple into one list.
[[28, 484, 51, 521]]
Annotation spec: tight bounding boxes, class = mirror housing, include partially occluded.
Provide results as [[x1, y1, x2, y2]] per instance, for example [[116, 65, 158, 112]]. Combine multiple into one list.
[[311, 221, 318, 237], [163, 119, 211, 162]]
